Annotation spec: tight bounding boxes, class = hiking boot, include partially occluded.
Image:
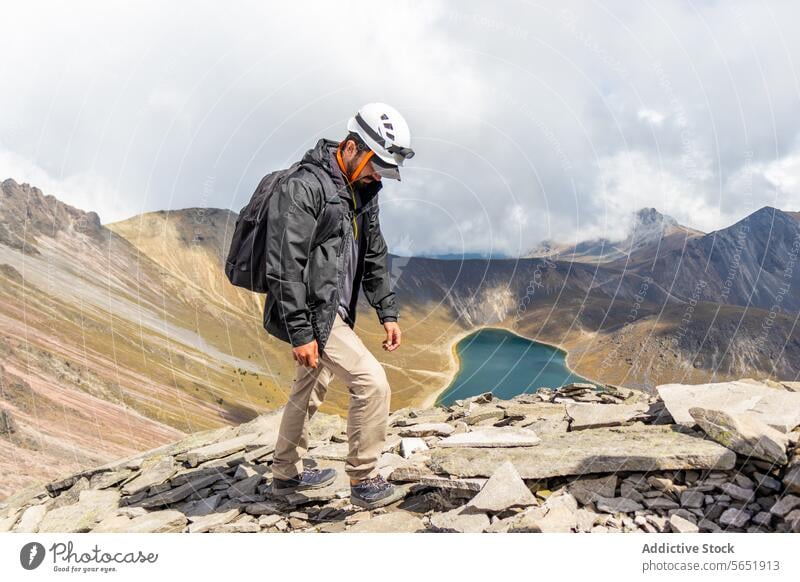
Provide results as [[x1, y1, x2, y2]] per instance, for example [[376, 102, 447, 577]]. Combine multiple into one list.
[[350, 475, 405, 509], [271, 467, 337, 495]]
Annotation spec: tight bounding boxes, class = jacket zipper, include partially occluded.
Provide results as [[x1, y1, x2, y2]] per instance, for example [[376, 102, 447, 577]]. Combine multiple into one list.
[[322, 211, 351, 347]]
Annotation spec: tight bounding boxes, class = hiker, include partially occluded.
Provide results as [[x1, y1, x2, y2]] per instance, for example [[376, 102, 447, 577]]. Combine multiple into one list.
[[264, 103, 415, 509]]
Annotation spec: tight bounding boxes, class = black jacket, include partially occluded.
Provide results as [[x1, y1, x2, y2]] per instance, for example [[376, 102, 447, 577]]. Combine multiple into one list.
[[263, 138, 399, 352]]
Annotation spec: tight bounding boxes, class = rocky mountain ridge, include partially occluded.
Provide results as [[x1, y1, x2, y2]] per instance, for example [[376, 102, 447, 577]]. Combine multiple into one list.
[[2, 378, 799, 534]]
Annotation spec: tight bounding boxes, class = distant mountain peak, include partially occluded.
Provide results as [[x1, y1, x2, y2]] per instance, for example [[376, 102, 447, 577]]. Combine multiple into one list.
[[633, 207, 679, 229], [0, 178, 105, 251]]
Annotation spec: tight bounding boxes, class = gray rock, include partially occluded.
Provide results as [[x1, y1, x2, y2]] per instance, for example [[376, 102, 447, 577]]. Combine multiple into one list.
[[784, 461, 800, 494], [594, 496, 644, 514], [91, 470, 134, 490], [752, 471, 781, 493], [178, 433, 262, 467], [642, 496, 680, 510], [689, 407, 789, 465], [93, 509, 187, 533], [427, 425, 736, 479], [680, 490, 705, 509], [139, 472, 223, 508], [698, 518, 722, 532], [0, 507, 23, 532], [769, 494, 800, 517], [505, 401, 565, 416], [567, 475, 618, 505], [187, 508, 242, 533], [466, 461, 537, 512], [213, 521, 260, 533], [348, 511, 425, 533], [464, 408, 505, 426], [658, 381, 800, 433], [376, 452, 413, 479], [491, 492, 579, 532], [574, 508, 600, 532], [438, 426, 540, 448], [751, 511, 773, 527], [669, 514, 699, 533], [719, 507, 751, 528], [258, 514, 282, 527], [120, 456, 178, 496], [244, 502, 282, 516], [309, 442, 348, 461], [228, 474, 263, 498], [418, 476, 487, 492], [38, 490, 121, 533], [12, 504, 48, 533], [430, 506, 490, 533], [565, 402, 649, 430], [399, 423, 455, 437], [179, 494, 222, 519], [718, 482, 756, 503]]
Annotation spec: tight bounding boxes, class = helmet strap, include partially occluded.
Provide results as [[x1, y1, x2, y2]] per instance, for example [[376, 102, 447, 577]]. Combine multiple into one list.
[[337, 141, 374, 184]]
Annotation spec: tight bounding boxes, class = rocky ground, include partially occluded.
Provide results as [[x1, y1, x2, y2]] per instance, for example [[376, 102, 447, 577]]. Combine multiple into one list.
[[2, 379, 799, 534]]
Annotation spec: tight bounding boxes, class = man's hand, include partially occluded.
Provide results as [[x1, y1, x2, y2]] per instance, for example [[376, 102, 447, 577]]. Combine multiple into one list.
[[292, 339, 319, 368], [382, 321, 401, 351]]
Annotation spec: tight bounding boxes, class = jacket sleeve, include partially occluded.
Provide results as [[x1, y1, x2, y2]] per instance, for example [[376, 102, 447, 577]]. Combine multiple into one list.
[[265, 176, 320, 347], [361, 200, 400, 324]]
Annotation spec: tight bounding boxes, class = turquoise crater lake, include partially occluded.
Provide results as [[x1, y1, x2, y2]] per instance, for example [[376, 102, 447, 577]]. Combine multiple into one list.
[[436, 328, 593, 406]]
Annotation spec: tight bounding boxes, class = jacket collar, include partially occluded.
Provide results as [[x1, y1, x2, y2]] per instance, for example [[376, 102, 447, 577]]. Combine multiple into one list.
[[302, 138, 383, 208]]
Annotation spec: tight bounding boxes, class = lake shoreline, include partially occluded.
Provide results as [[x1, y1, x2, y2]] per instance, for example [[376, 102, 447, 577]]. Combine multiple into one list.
[[420, 323, 608, 408]]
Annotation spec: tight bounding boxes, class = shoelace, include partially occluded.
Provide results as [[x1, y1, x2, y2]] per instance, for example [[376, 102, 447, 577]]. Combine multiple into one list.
[[356, 475, 388, 490], [300, 468, 322, 480]]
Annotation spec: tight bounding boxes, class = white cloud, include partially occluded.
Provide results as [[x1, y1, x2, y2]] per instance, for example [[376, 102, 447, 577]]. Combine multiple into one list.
[[1, 0, 799, 254], [590, 151, 727, 239], [637, 108, 666, 126]]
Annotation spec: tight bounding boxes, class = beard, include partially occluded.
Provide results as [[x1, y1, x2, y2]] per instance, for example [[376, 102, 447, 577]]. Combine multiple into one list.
[[345, 159, 375, 190]]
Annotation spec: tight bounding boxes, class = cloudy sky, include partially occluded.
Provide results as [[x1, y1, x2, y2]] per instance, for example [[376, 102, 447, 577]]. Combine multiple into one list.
[[2, 0, 799, 257]]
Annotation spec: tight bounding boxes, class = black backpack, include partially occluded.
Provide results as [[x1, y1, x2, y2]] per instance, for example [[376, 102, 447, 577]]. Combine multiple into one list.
[[225, 162, 334, 293]]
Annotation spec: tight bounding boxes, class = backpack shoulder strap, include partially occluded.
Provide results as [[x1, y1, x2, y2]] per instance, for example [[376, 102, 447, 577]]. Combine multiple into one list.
[[301, 163, 339, 205]]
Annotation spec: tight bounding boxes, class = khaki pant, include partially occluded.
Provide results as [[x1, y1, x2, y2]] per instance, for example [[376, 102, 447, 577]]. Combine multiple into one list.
[[272, 313, 391, 481]]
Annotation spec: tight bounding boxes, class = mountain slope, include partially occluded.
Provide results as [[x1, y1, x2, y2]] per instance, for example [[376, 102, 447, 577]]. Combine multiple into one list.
[[632, 206, 800, 312], [0, 180, 287, 499]]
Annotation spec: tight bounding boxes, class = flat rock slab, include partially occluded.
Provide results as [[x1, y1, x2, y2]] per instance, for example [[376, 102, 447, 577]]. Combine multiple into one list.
[[418, 475, 486, 492], [121, 456, 177, 496], [178, 433, 263, 467], [38, 490, 121, 533], [657, 381, 800, 433], [12, 504, 48, 533], [438, 427, 541, 448], [93, 510, 188, 533], [187, 508, 242, 533], [690, 407, 789, 465], [347, 511, 425, 533], [566, 402, 649, 430], [399, 423, 455, 437], [309, 442, 349, 461], [430, 507, 490, 533], [427, 424, 736, 479]]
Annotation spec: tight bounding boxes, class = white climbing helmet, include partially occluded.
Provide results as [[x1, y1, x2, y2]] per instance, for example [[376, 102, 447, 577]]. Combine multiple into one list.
[[347, 102, 414, 181]]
